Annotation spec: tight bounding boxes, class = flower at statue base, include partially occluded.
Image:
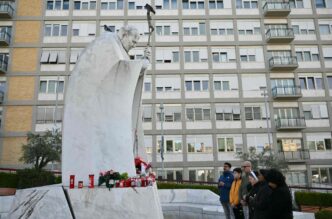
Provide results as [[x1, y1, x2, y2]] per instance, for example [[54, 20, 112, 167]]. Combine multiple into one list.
[[98, 169, 124, 190]]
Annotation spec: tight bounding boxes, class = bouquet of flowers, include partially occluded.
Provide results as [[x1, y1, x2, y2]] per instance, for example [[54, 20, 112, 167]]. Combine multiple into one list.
[[98, 170, 128, 190]]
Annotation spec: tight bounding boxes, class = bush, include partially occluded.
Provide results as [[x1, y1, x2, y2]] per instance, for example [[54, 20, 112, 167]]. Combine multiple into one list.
[[157, 182, 219, 195], [0, 172, 18, 188], [315, 210, 332, 219], [295, 191, 332, 208], [16, 169, 57, 189]]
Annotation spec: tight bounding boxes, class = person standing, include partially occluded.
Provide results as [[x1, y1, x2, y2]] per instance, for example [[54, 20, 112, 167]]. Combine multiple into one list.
[[219, 162, 234, 219], [239, 161, 252, 219], [229, 168, 244, 219], [253, 169, 272, 219], [266, 169, 293, 219], [246, 171, 260, 219]]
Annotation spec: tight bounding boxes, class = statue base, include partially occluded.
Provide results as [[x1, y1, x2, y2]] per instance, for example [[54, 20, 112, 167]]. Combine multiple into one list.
[[8, 185, 163, 219]]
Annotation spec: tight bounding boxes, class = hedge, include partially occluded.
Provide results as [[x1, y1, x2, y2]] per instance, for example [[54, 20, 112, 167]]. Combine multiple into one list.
[[295, 191, 332, 208], [0, 172, 18, 188], [315, 210, 332, 219], [157, 182, 219, 195]]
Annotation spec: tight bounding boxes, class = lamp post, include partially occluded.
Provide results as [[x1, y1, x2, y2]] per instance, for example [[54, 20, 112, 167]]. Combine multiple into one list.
[[260, 86, 272, 151], [159, 103, 165, 178]]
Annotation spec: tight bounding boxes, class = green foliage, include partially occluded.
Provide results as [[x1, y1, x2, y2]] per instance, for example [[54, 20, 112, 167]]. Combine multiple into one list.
[[157, 182, 219, 195], [315, 210, 332, 219], [20, 130, 62, 171], [16, 169, 57, 189], [120, 172, 129, 180], [0, 172, 18, 188], [295, 191, 332, 208], [55, 175, 62, 184], [236, 146, 288, 171]]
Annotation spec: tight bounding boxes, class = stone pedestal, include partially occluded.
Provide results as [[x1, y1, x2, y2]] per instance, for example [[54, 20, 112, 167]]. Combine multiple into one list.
[[67, 186, 163, 219], [7, 185, 163, 219]]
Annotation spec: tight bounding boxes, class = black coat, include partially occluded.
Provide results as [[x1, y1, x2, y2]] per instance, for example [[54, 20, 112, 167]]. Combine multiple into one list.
[[267, 185, 293, 219], [246, 182, 261, 219], [253, 182, 272, 219]]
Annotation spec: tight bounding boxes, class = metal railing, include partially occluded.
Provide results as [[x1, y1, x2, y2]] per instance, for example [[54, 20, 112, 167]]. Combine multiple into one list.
[[0, 31, 11, 44], [278, 149, 310, 161], [263, 2, 290, 11], [275, 117, 306, 129], [272, 86, 301, 97], [0, 2, 14, 17], [269, 56, 298, 67], [266, 28, 294, 39]]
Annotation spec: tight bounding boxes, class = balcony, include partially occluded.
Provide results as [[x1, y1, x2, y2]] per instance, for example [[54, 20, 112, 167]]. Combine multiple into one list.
[[269, 56, 298, 71], [0, 58, 8, 74], [278, 149, 310, 161], [0, 2, 14, 18], [275, 117, 306, 130], [263, 2, 291, 17], [266, 28, 294, 43], [272, 86, 302, 99], [0, 31, 10, 46]]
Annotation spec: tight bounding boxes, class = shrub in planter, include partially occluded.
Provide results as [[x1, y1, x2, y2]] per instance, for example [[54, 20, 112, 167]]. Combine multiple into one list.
[[16, 169, 56, 189], [157, 182, 219, 195], [295, 191, 332, 210], [315, 210, 332, 219], [0, 172, 18, 188]]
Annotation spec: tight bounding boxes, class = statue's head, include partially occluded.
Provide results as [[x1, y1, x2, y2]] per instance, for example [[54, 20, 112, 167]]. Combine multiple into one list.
[[118, 25, 140, 53]]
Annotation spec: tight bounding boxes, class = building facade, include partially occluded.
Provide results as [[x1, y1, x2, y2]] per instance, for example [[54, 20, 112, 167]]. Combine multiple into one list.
[[0, 0, 332, 186]]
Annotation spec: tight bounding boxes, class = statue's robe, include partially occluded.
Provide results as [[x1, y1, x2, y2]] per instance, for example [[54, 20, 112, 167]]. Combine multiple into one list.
[[62, 32, 147, 186]]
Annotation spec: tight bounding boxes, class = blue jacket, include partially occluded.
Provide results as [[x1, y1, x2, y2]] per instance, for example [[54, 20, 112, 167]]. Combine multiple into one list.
[[218, 170, 234, 202]]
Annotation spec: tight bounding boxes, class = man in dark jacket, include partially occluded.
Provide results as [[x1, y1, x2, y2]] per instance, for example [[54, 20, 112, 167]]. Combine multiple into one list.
[[218, 162, 234, 219]]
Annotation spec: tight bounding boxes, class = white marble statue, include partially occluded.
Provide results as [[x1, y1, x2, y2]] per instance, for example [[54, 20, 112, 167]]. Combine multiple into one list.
[[62, 26, 150, 186]]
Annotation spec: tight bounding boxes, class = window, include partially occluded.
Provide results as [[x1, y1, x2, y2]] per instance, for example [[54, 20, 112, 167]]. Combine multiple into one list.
[[307, 135, 331, 151], [39, 79, 64, 94], [183, 0, 204, 9], [299, 77, 324, 90], [209, 0, 224, 9], [218, 137, 234, 152], [236, 0, 258, 9], [40, 50, 66, 64], [186, 107, 210, 121], [187, 136, 213, 153], [0, 53, 8, 71], [327, 76, 332, 89], [277, 139, 302, 152], [37, 106, 63, 124], [240, 55, 256, 62], [156, 0, 178, 9], [289, 0, 304, 8], [303, 103, 329, 120], [158, 137, 182, 153], [188, 169, 214, 182], [47, 0, 69, 10], [316, 0, 327, 8], [185, 80, 209, 91], [215, 105, 240, 121], [296, 50, 319, 62], [44, 24, 68, 37], [319, 24, 331, 35], [183, 23, 206, 36], [245, 107, 261, 120], [214, 80, 231, 91], [144, 82, 151, 92], [74, 1, 81, 9], [157, 107, 181, 122]]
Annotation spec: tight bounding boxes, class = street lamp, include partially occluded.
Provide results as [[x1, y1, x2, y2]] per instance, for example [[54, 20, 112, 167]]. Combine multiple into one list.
[[260, 86, 272, 151], [159, 103, 165, 178]]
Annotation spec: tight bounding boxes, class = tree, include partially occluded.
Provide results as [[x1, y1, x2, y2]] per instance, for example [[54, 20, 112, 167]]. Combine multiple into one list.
[[236, 146, 288, 171], [20, 130, 62, 171]]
